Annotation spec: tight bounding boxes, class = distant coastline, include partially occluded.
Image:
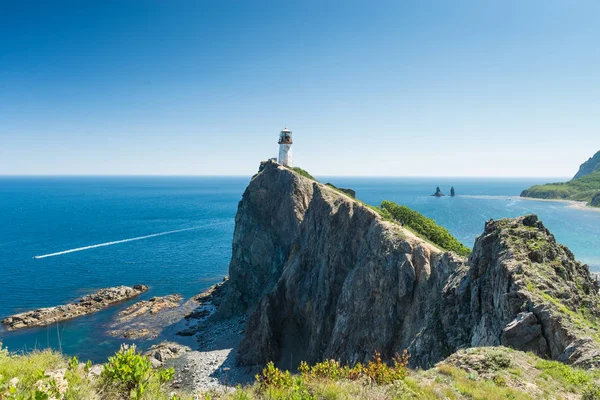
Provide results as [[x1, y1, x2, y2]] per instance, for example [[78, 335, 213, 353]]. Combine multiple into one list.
[[515, 196, 600, 212], [460, 194, 600, 213]]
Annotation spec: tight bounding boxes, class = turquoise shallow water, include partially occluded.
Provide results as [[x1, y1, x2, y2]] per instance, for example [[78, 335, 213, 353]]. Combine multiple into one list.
[[0, 175, 599, 361]]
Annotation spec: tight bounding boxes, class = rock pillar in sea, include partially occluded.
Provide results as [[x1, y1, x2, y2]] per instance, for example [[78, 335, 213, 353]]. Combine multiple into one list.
[[278, 127, 293, 167]]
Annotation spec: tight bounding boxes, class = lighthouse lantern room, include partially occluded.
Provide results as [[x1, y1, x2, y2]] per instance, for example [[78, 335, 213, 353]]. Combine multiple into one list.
[[278, 127, 293, 167]]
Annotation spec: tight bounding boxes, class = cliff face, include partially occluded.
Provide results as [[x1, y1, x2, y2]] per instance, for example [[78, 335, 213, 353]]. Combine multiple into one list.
[[574, 150, 600, 179], [442, 215, 600, 367], [225, 161, 600, 369]]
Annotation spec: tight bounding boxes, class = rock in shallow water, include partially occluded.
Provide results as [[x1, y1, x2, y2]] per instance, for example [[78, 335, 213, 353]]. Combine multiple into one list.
[[1, 285, 148, 331]]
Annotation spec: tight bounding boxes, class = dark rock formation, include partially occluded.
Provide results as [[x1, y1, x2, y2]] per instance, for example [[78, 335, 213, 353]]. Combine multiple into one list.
[[450, 186, 455, 197], [1, 285, 148, 330], [432, 186, 445, 197], [573, 150, 600, 179], [224, 163, 600, 369]]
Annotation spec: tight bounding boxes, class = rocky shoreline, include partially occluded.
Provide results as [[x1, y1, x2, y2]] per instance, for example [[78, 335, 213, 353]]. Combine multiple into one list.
[[107, 294, 185, 340], [1, 285, 148, 331], [137, 278, 256, 394]]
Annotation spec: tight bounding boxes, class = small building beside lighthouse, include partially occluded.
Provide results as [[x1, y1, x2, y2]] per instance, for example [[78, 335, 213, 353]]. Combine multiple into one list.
[[278, 127, 293, 167]]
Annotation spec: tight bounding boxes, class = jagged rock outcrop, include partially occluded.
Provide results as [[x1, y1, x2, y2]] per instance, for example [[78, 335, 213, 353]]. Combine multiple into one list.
[[1, 285, 148, 330], [441, 214, 600, 367], [432, 186, 444, 197], [225, 162, 600, 369], [574, 150, 600, 179]]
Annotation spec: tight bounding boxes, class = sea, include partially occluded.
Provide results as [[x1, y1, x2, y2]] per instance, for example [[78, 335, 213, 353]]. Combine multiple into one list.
[[1, 176, 599, 362]]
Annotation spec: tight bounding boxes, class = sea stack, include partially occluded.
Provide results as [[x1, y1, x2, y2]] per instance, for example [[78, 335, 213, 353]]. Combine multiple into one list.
[[432, 186, 445, 197]]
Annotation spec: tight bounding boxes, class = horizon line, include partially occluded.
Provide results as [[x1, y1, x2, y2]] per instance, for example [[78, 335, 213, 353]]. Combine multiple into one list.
[[0, 174, 572, 179]]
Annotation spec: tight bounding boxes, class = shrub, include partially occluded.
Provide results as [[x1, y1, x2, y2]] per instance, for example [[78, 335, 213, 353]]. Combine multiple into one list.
[[363, 351, 409, 385], [309, 359, 344, 380], [255, 362, 294, 390], [380, 200, 471, 256], [100, 344, 174, 399]]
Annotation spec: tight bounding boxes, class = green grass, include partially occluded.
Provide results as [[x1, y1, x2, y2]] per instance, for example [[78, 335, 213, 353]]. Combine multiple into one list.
[[290, 167, 316, 181], [380, 200, 471, 256], [521, 170, 600, 207]]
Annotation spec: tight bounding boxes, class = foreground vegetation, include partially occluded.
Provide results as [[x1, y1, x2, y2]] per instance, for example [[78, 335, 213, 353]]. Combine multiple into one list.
[[521, 170, 600, 207], [3, 340, 600, 399], [380, 200, 471, 256], [0, 343, 178, 400], [204, 347, 600, 400]]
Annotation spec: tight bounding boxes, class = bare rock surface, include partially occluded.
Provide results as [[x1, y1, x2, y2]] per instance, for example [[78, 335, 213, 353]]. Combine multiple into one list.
[[1, 285, 148, 331], [221, 161, 600, 369], [108, 294, 185, 339]]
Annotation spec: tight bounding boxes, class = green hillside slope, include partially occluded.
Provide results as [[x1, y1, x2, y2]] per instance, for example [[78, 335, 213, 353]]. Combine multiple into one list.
[[520, 170, 600, 207]]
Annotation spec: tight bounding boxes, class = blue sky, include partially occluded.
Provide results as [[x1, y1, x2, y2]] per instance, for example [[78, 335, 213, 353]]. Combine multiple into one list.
[[1, 0, 598, 176]]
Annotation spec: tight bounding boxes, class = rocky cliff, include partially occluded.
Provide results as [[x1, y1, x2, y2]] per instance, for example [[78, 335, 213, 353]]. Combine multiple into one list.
[[224, 161, 600, 369]]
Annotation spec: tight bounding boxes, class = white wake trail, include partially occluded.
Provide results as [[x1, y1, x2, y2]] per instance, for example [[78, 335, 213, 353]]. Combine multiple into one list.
[[33, 222, 228, 259]]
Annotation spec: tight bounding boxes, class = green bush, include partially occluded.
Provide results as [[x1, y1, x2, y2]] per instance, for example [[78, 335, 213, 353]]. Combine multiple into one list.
[[100, 344, 174, 399], [380, 201, 471, 256], [255, 362, 294, 391]]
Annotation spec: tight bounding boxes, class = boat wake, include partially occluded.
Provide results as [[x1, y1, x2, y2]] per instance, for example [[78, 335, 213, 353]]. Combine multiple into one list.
[[33, 222, 229, 259]]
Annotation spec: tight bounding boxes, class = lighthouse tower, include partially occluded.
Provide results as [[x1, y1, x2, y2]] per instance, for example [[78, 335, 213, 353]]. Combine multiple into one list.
[[278, 127, 293, 167]]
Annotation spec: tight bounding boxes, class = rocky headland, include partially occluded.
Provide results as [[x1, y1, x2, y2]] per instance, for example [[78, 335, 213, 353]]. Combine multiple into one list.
[[214, 160, 600, 370], [1, 285, 148, 331]]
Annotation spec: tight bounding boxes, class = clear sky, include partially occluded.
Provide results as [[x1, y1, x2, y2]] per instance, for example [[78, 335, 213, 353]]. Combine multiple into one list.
[[1, 0, 598, 177]]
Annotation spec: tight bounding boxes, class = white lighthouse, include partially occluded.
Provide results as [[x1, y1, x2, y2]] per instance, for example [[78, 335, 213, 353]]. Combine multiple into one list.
[[278, 127, 293, 167]]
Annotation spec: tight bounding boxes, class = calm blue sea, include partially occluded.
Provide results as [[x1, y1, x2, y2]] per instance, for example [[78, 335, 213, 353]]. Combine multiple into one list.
[[1, 176, 599, 361]]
